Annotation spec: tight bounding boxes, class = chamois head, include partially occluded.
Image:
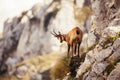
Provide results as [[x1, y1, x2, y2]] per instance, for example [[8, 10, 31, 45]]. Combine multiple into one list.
[[51, 30, 65, 43]]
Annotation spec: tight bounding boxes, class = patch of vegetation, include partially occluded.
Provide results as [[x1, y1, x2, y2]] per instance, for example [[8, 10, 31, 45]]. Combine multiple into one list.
[[50, 56, 70, 80], [103, 34, 120, 49], [112, 31, 120, 40], [99, 34, 119, 49]]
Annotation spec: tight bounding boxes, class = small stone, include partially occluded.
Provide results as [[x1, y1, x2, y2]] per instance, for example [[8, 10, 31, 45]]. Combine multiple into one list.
[[16, 65, 28, 78], [31, 73, 42, 80]]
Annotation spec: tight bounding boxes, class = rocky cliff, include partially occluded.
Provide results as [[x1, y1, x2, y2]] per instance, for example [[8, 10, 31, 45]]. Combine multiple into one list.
[[64, 0, 120, 80], [0, 0, 120, 80]]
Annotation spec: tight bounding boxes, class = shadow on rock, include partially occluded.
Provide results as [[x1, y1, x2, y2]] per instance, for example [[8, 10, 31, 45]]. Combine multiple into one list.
[[69, 55, 84, 78]]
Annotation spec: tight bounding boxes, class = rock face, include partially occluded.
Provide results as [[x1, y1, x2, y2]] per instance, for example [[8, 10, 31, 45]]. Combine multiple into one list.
[[75, 0, 120, 80], [0, 0, 120, 80], [107, 63, 120, 80], [64, 0, 120, 80]]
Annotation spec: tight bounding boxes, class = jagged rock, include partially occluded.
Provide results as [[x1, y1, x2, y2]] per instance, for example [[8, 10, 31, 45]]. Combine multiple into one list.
[[87, 33, 98, 48], [107, 63, 120, 80], [94, 46, 113, 62], [83, 71, 105, 80], [92, 61, 109, 74], [102, 27, 120, 38], [107, 38, 120, 63], [99, 37, 108, 46], [80, 33, 88, 53], [31, 3, 44, 19], [113, 38, 120, 49], [76, 53, 95, 78], [6, 57, 18, 70], [108, 46, 120, 63], [31, 73, 42, 80]]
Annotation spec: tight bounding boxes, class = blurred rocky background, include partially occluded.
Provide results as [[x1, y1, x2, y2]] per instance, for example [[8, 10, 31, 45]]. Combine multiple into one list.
[[0, 0, 120, 80]]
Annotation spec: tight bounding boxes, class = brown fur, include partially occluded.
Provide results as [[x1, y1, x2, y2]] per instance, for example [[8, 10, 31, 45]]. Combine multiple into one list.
[[52, 27, 83, 57]]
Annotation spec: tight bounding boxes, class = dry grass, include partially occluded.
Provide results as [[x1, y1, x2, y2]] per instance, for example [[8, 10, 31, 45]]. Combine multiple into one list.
[[16, 52, 61, 72], [50, 56, 70, 80]]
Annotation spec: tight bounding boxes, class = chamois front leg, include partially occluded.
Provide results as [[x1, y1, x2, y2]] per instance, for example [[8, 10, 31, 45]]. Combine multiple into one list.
[[67, 44, 70, 57], [71, 42, 74, 57], [74, 44, 77, 55], [77, 42, 81, 57]]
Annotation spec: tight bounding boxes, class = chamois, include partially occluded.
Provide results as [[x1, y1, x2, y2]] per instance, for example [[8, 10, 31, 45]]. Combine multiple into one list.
[[51, 27, 83, 57]]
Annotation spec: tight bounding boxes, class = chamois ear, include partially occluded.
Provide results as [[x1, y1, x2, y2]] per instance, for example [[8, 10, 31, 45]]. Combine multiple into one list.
[[58, 31, 61, 35]]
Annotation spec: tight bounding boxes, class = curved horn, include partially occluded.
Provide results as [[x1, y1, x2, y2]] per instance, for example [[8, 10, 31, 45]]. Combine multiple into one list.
[[51, 29, 58, 37]]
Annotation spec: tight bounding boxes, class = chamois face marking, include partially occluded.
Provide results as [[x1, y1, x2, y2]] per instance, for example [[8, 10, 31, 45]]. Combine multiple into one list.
[[59, 35, 65, 43], [51, 27, 83, 57], [58, 35, 63, 43]]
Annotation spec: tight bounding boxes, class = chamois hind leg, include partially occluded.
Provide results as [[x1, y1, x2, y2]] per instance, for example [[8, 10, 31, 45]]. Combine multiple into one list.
[[67, 44, 70, 57], [77, 42, 81, 57]]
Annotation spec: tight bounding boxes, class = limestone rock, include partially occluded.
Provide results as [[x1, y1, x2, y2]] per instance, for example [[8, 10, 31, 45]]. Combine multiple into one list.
[[94, 47, 113, 62], [108, 46, 120, 63], [107, 63, 120, 80], [87, 33, 98, 48], [31, 73, 42, 80], [83, 71, 105, 80], [92, 61, 109, 74], [102, 27, 120, 38], [113, 38, 120, 49]]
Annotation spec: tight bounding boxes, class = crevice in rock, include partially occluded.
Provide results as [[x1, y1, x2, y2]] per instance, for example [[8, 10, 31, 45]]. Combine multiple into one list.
[[43, 9, 59, 32], [104, 63, 115, 76]]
